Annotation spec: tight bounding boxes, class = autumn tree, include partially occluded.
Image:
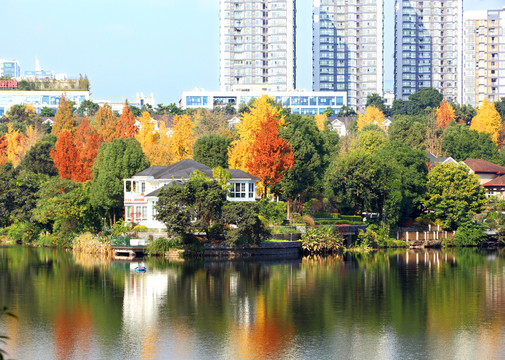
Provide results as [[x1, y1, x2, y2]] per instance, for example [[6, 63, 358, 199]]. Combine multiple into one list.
[[148, 121, 174, 166], [356, 105, 386, 131], [74, 117, 102, 182], [228, 95, 286, 171], [51, 95, 77, 137], [435, 99, 456, 129], [192, 108, 231, 138], [314, 114, 327, 131], [95, 103, 118, 142], [470, 98, 502, 144], [170, 114, 194, 162], [116, 101, 137, 138], [51, 130, 80, 181], [0, 135, 7, 165], [4, 124, 26, 166], [246, 119, 295, 198]]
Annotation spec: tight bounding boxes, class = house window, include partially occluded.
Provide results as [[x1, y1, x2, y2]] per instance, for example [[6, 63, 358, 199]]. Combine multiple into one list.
[[249, 183, 254, 198], [231, 183, 247, 198], [126, 206, 133, 221], [135, 206, 148, 222]]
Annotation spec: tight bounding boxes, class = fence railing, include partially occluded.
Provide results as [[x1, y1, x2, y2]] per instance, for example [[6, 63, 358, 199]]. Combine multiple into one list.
[[397, 231, 455, 241], [110, 236, 150, 247]]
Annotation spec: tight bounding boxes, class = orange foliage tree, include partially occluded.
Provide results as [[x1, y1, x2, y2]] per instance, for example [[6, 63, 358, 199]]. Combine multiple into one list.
[[246, 118, 295, 198], [0, 135, 7, 165], [435, 99, 456, 129], [95, 103, 118, 142], [52, 95, 77, 137], [74, 117, 102, 182], [51, 130, 80, 181], [170, 114, 194, 162], [228, 95, 286, 171], [116, 101, 137, 138]]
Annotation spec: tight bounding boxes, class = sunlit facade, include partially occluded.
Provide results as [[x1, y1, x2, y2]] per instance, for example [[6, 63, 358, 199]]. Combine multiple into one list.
[[394, 0, 463, 103], [219, 0, 296, 92], [463, 8, 505, 108], [312, 0, 384, 112]]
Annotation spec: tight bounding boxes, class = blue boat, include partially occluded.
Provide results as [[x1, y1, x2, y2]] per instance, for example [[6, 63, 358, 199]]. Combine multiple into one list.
[[135, 266, 147, 273]]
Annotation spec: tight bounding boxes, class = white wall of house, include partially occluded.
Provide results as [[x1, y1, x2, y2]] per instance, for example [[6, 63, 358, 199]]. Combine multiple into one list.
[[123, 177, 257, 229]]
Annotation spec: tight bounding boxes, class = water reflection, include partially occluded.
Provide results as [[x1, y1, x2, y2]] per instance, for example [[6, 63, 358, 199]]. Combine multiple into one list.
[[1, 247, 505, 359]]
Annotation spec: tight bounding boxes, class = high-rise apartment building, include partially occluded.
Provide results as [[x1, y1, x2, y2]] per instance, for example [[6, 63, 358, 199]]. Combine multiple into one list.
[[219, 0, 296, 92], [463, 8, 505, 108], [312, 0, 384, 111], [0, 59, 20, 78], [394, 0, 463, 103]]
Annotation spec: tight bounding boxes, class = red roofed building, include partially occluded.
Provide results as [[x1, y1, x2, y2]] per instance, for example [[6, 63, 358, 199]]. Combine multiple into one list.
[[462, 159, 505, 198]]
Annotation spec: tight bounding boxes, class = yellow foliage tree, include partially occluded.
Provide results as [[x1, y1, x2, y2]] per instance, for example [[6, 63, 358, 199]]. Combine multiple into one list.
[[51, 95, 77, 137], [228, 95, 285, 171], [169, 115, 194, 162], [147, 121, 174, 166], [356, 105, 386, 131], [435, 99, 456, 129], [135, 112, 157, 148], [470, 98, 502, 144], [314, 114, 327, 131], [95, 103, 118, 142], [20, 124, 43, 159], [4, 124, 26, 166]]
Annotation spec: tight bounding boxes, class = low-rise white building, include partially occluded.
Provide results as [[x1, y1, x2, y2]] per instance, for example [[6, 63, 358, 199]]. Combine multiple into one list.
[[123, 159, 260, 229], [0, 90, 90, 117], [179, 89, 348, 116]]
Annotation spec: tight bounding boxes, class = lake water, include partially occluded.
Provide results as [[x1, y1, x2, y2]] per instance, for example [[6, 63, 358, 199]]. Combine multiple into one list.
[[1, 246, 505, 360]]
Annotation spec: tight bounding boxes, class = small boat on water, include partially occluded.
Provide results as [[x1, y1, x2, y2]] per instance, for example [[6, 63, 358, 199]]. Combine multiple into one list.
[[135, 266, 147, 273]]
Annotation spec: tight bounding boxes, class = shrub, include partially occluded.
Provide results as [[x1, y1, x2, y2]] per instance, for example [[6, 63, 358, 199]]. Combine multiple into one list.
[[73, 232, 111, 255], [355, 226, 397, 249], [111, 220, 134, 236], [315, 220, 363, 225], [36, 234, 57, 247], [301, 226, 343, 254], [133, 225, 148, 232], [256, 199, 286, 224], [146, 237, 181, 255], [444, 224, 485, 247], [301, 215, 315, 227], [224, 203, 270, 246], [7, 221, 41, 243], [313, 213, 340, 219]]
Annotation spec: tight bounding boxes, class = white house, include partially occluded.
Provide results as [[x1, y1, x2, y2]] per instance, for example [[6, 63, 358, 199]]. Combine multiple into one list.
[[123, 159, 260, 229]]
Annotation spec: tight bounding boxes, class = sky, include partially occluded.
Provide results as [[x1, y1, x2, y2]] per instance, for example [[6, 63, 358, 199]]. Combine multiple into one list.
[[2, 0, 504, 105]]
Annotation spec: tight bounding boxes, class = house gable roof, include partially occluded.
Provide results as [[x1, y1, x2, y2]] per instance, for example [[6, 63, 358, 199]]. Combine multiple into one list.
[[132, 159, 260, 182], [426, 152, 458, 166], [482, 174, 505, 187], [462, 159, 505, 174]]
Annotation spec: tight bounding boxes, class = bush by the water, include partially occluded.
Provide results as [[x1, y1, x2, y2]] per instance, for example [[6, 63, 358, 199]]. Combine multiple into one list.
[[146, 237, 181, 255], [7, 221, 41, 243], [224, 203, 270, 246], [356, 226, 405, 249], [111, 220, 134, 236], [444, 224, 486, 247], [301, 226, 343, 253], [73, 232, 111, 255]]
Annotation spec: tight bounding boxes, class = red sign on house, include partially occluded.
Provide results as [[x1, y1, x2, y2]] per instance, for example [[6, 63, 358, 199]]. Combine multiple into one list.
[[0, 80, 18, 89]]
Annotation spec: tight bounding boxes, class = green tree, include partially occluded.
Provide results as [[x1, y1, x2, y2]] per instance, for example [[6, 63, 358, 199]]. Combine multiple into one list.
[[39, 107, 55, 117], [378, 141, 428, 222], [325, 149, 401, 225], [129, 105, 142, 118], [90, 138, 149, 225], [450, 102, 477, 125], [18, 135, 58, 176], [408, 88, 443, 114], [441, 122, 499, 162], [424, 163, 487, 230], [336, 105, 357, 117], [193, 134, 231, 168], [223, 102, 236, 115], [323, 106, 334, 117], [388, 115, 427, 150], [495, 97, 505, 121], [155, 172, 227, 240], [366, 93, 387, 113], [154, 103, 183, 115], [278, 115, 329, 215], [223, 202, 270, 245], [76, 100, 99, 117]]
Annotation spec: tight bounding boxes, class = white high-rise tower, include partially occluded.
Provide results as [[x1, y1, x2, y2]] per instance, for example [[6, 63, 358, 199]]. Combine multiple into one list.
[[219, 0, 296, 92], [394, 0, 464, 103], [312, 0, 384, 112]]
